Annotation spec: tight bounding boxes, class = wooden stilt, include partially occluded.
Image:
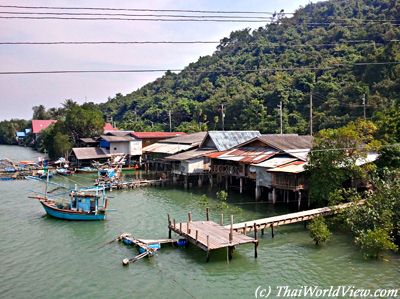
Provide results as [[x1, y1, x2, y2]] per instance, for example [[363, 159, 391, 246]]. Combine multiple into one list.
[[254, 223, 258, 258], [228, 246, 233, 260], [261, 228, 264, 236], [271, 224, 275, 238], [220, 213, 224, 225], [206, 207, 209, 221]]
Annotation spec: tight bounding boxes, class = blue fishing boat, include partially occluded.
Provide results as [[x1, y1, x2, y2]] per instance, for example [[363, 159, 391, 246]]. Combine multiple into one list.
[[34, 187, 108, 220]]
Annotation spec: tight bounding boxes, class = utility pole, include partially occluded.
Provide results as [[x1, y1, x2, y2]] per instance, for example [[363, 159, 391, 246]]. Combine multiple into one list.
[[220, 104, 225, 131], [362, 94, 366, 120], [168, 110, 172, 132], [277, 101, 283, 134], [310, 92, 313, 136]]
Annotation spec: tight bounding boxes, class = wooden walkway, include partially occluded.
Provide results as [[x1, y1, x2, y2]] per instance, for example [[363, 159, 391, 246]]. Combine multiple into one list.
[[226, 201, 363, 234], [168, 211, 258, 261]]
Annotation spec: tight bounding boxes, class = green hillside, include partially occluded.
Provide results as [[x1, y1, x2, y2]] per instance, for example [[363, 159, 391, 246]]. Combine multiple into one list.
[[100, 0, 400, 133]]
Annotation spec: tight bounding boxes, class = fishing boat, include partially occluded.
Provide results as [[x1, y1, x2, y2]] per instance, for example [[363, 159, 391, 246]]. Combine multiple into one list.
[[56, 168, 73, 176], [29, 175, 109, 221]]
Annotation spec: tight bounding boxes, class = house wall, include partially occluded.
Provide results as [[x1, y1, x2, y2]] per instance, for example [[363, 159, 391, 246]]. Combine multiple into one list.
[[255, 167, 272, 187], [110, 141, 129, 155], [129, 140, 142, 156]]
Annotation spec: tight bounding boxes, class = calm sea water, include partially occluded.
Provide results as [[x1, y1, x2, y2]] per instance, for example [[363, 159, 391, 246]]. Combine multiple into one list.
[[0, 145, 399, 299]]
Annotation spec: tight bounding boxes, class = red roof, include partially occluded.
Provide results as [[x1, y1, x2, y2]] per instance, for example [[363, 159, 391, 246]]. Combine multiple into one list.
[[130, 132, 187, 139], [103, 122, 117, 131], [32, 120, 57, 134]]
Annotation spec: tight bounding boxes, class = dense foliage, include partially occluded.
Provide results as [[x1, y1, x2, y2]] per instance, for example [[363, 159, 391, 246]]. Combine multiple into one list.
[[309, 216, 331, 245], [0, 119, 31, 145], [35, 101, 104, 159], [100, 0, 400, 133]]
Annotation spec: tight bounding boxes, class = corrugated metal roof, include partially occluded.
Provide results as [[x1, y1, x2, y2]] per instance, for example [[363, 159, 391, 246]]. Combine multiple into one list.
[[207, 147, 277, 164], [80, 137, 98, 143], [258, 135, 313, 151], [268, 160, 307, 174], [72, 147, 111, 160], [162, 132, 207, 145], [131, 132, 187, 139], [31, 120, 57, 134], [165, 149, 216, 161], [142, 143, 194, 154], [201, 131, 261, 151], [105, 130, 134, 137], [100, 135, 135, 142], [252, 157, 298, 168]]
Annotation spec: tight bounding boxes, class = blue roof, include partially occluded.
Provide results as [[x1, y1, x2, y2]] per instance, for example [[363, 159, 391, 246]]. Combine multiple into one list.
[[16, 132, 26, 137]]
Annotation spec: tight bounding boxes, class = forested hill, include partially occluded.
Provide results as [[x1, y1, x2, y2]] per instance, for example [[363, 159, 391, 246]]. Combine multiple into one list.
[[99, 0, 400, 134]]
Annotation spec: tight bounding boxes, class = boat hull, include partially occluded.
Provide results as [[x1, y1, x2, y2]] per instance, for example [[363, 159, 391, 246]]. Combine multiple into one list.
[[40, 201, 106, 221]]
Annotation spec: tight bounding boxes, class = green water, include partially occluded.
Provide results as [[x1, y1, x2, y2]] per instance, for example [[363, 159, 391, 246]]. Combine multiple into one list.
[[0, 145, 399, 299]]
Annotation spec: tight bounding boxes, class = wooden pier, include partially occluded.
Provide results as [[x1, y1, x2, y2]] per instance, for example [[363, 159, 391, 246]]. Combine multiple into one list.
[[168, 211, 258, 262], [100, 178, 171, 190], [226, 201, 363, 234]]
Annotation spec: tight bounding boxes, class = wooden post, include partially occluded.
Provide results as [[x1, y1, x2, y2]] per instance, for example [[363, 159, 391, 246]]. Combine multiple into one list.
[[206, 207, 209, 221], [179, 222, 182, 233], [220, 213, 224, 225], [173, 219, 176, 229], [188, 212, 192, 222], [207, 235, 210, 250], [261, 228, 264, 236], [195, 230, 198, 243], [168, 214, 172, 238], [239, 177, 243, 194], [187, 221, 191, 234], [228, 246, 233, 260], [229, 215, 233, 243], [271, 224, 275, 238], [254, 222, 258, 258], [298, 191, 302, 211]]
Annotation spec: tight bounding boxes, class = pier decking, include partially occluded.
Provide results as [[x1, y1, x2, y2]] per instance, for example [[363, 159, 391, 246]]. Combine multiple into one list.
[[168, 212, 258, 261], [226, 201, 363, 233]]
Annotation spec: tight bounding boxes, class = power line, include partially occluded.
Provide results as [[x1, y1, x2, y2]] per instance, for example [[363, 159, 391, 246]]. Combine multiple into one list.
[[0, 11, 274, 20], [0, 41, 220, 45], [1, 39, 398, 46], [0, 61, 398, 75], [0, 4, 292, 15], [0, 16, 274, 22]]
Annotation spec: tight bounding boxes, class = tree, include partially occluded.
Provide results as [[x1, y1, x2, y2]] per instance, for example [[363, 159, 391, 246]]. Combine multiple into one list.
[[64, 105, 104, 144], [32, 105, 51, 120], [355, 228, 397, 259], [308, 216, 331, 245], [307, 119, 381, 206], [41, 122, 72, 159]]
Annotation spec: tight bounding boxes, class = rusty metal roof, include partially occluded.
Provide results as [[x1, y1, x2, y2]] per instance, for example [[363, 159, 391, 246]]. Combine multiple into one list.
[[165, 149, 216, 161], [268, 160, 307, 174], [207, 147, 278, 164], [258, 135, 313, 151], [252, 156, 298, 168], [161, 132, 207, 145]]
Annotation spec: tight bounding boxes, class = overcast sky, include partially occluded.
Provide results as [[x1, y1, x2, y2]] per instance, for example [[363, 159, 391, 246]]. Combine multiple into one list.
[[0, 0, 320, 121]]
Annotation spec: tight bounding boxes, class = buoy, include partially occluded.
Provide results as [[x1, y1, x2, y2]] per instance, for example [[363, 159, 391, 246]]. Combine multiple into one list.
[[122, 258, 130, 266]]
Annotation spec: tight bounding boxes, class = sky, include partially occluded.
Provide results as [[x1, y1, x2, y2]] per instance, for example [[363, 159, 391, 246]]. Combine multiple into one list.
[[0, 0, 321, 121]]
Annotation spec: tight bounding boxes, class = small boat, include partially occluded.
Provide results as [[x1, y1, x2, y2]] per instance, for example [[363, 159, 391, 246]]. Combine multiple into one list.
[[33, 186, 108, 221], [36, 170, 54, 179], [75, 167, 98, 173], [56, 168, 73, 176]]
